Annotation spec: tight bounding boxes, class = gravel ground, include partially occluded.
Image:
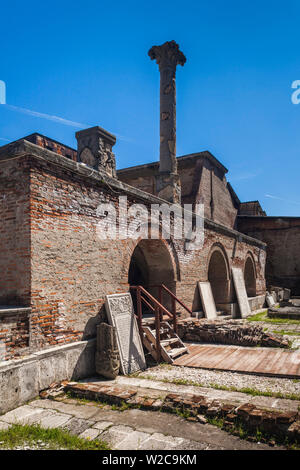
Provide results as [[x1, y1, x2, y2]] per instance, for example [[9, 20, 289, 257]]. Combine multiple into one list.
[[138, 364, 300, 396]]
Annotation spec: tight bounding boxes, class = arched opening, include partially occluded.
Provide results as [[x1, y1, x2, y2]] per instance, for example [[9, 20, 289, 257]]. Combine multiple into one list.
[[128, 239, 176, 311], [244, 256, 256, 297], [207, 248, 230, 309]]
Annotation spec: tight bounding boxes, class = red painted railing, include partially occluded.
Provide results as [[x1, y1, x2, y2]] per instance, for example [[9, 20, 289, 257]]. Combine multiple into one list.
[[151, 284, 193, 333], [130, 285, 177, 362]]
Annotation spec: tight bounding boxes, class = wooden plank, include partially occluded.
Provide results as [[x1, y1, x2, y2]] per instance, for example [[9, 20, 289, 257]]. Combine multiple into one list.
[[231, 349, 269, 373], [253, 349, 283, 375], [206, 347, 243, 371], [212, 345, 244, 369], [269, 350, 296, 377], [173, 343, 300, 378], [193, 346, 237, 369], [176, 345, 215, 367]]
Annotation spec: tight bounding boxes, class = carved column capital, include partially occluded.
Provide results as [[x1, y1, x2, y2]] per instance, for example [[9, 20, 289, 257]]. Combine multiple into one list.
[[148, 40, 186, 71]]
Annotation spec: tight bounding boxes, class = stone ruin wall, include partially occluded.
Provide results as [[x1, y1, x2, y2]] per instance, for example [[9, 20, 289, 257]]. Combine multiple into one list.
[[118, 155, 238, 231], [0, 147, 266, 359], [238, 216, 300, 295]]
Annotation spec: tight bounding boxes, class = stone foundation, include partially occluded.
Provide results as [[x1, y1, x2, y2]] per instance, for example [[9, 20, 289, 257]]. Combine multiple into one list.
[[268, 306, 300, 320], [63, 381, 300, 443], [217, 295, 265, 317], [0, 339, 96, 414], [177, 318, 289, 348]]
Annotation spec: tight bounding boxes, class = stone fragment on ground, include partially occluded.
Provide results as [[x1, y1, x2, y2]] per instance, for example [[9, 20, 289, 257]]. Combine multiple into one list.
[[177, 318, 289, 348]]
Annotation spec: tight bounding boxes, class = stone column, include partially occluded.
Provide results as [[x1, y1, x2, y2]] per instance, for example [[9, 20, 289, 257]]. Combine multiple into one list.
[[148, 40, 186, 203]]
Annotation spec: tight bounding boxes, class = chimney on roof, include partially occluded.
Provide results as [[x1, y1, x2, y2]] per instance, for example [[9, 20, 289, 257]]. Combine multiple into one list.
[[148, 40, 186, 203], [75, 126, 117, 178]]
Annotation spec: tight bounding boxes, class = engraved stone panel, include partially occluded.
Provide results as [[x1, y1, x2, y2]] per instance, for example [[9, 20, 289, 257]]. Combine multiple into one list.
[[198, 281, 217, 320], [232, 267, 251, 318], [105, 293, 146, 374], [95, 323, 120, 379], [266, 293, 275, 308]]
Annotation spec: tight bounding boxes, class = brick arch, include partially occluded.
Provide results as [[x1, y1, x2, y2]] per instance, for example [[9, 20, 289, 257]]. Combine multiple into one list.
[[244, 252, 256, 297], [207, 244, 231, 306], [127, 237, 179, 309]]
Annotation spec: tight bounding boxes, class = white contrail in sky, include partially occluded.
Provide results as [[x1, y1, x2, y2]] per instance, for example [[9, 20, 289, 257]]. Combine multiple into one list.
[[1, 103, 132, 142], [265, 194, 300, 206], [230, 171, 259, 181], [4, 104, 88, 128]]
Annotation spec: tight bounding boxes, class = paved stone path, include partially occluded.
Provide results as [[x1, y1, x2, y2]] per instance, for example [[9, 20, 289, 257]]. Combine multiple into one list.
[[0, 399, 278, 450], [174, 344, 300, 378]]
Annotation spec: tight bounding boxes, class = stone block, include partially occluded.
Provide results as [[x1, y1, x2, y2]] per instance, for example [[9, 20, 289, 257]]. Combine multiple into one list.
[[95, 323, 119, 379]]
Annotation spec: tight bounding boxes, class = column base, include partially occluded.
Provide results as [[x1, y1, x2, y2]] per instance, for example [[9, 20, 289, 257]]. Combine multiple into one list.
[[155, 172, 181, 204]]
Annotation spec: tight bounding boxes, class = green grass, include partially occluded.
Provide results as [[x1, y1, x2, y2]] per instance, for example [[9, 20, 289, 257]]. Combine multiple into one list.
[[111, 400, 135, 412], [206, 416, 299, 449], [247, 311, 300, 325], [174, 407, 192, 419], [0, 423, 111, 450], [136, 373, 300, 401], [273, 330, 300, 337], [209, 382, 300, 401]]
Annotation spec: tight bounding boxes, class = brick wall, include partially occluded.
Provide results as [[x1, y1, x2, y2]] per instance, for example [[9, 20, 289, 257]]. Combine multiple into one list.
[[0, 141, 266, 358], [118, 153, 238, 230], [0, 309, 30, 360], [27, 155, 265, 350], [0, 158, 31, 306], [238, 216, 300, 294]]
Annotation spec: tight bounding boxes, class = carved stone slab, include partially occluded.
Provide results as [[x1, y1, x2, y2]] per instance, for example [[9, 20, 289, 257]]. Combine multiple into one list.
[[105, 293, 146, 374], [198, 282, 217, 320], [232, 267, 251, 318], [266, 293, 275, 308]]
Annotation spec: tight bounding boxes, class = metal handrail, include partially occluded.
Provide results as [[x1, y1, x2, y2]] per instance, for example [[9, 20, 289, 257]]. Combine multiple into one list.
[[131, 285, 173, 318], [159, 284, 193, 317], [131, 285, 177, 362], [149, 283, 193, 320]]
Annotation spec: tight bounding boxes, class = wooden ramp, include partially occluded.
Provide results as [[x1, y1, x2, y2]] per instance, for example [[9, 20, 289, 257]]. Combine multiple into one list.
[[174, 344, 300, 378]]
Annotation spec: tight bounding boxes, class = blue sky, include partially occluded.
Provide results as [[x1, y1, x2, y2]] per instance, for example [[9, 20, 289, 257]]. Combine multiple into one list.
[[1, 0, 300, 216]]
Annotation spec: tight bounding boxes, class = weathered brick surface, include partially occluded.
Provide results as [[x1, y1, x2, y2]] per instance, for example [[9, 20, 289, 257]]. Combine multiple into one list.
[[177, 318, 289, 348], [0, 159, 31, 306], [24, 133, 77, 161], [118, 152, 238, 230], [238, 216, 300, 295], [0, 142, 266, 357], [0, 311, 30, 359]]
